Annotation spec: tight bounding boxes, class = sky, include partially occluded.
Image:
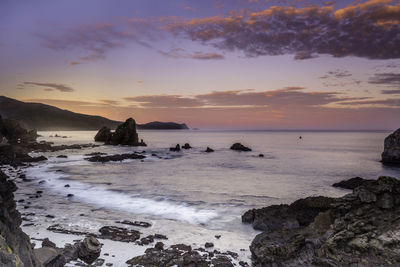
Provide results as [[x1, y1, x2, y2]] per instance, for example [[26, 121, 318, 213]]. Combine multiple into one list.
[[0, 0, 400, 130]]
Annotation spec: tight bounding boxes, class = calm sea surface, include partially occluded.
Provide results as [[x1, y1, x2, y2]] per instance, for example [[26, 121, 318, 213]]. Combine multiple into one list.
[[20, 130, 400, 262]]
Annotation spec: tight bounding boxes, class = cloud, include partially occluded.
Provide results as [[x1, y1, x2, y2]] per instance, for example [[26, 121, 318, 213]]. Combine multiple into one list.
[[369, 72, 400, 86], [124, 95, 204, 108], [43, 88, 54, 91], [326, 69, 352, 78], [22, 82, 75, 92], [165, 0, 400, 60], [159, 47, 224, 60], [37, 21, 155, 64], [99, 99, 120, 105], [338, 98, 400, 107], [382, 89, 400, 94], [124, 87, 366, 108]]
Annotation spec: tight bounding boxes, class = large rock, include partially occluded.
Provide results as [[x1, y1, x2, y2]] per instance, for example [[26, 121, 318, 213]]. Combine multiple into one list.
[[109, 118, 140, 146], [0, 170, 42, 266], [0, 115, 38, 144], [230, 143, 251, 151], [332, 176, 374, 190], [94, 126, 111, 142], [245, 176, 400, 266], [382, 128, 400, 165], [95, 118, 146, 146]]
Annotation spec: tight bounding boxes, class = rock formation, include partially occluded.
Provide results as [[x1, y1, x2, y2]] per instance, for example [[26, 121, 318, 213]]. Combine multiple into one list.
[[0, 170, 42, 266], [94, 118, 146, 146], [170, 144, 181, 152], [230, 143, 252, 151], [244, 176, 400, 266], [332, 177, 373, 190], [382, 128, 400, 165], [94, 126, 111, 142]]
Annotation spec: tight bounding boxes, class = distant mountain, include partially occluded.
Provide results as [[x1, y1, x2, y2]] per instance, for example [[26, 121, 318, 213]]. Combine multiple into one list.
[[0, 96, 188, 131], [137, 121, 188, 130]]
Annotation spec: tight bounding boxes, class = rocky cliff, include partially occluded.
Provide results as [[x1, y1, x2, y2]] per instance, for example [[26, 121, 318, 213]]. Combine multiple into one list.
[[0, 170, 42, 267]]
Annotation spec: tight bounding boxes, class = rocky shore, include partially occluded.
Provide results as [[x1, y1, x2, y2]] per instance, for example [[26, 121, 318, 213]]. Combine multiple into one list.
[[243, 175, 400, 266]]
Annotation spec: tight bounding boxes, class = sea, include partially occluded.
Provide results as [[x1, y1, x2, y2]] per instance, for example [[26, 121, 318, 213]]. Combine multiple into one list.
[[13, 130, 400, 265]]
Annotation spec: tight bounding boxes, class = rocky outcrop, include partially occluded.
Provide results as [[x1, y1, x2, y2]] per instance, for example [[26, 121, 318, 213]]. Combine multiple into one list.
[[245, 176, 400, 266], [94, 126, 111, 142], [230, 143, 252, 151], [85, 153, 145, 163], [182, 143, 192, 149], [0, 170, 42, 266], [382, 128, 400, 165], [0, 115, 38, 145], [332, 177, 374, 190], [94, 118, 146, 146], [205, 147, 214, 153]]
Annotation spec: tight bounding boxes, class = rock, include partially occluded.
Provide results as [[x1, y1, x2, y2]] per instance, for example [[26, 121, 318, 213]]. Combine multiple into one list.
[[86, 153, 146, 163], [205, 147, 214, 153], [94, 126, 112, 142], [155, 242, 164, 250], [98, 226, 140, 242], [258, 154, 264, 157], [332, 177, 373, 190], [115, 220, 151, 228], [205, 242, 214, 248], [34, 247, 66, 267], [230, 143, 252, 151], [245, 175, 400, 266], [242, 196, 335, 231], [67, 194, 74, 197], [56, 155, 67, 158], [182, 143, 192, 149], [42, 238, 56, 248], [169, 144, 181, 152], [382, 128, 400, 165], [0, 170, 42, 266], [77, 236, 102, 264], [108, 118, 146, 146]]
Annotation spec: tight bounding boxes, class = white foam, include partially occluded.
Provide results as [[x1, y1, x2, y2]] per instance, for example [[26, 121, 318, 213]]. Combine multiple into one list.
[[25, 161, 218, 225]]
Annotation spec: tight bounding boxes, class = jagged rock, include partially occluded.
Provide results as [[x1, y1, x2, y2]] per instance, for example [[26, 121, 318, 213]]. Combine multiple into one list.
[[332, 177, 373, 190], [115, 220, 151, 228], [109, 118, 143, 146], [94, 127, 111, 142], [0, 170, 42, 266], [382, 128, 400, 165], [34, 247, 65, 267], [42, 238, 56, 248], [230, 143, 252, 151], [245, 176, 400, 266], [169, 144, 180, 152]]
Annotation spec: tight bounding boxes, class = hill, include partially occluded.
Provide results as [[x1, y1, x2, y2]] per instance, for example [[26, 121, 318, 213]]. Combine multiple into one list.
[[0, 96, 188, 130]]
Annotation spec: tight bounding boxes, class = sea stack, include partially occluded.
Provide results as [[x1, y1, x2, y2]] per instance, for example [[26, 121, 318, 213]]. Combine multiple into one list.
[[382, 128, 400, 165], [95, 118, 146, 146]]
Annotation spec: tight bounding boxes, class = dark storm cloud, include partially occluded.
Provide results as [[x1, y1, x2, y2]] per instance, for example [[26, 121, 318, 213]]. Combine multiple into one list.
[[22, 82, 74, 92], [165, 0, 400, 60]]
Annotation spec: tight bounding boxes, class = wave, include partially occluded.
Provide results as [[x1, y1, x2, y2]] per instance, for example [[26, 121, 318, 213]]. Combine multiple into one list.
[[25, 159, 218, 225]]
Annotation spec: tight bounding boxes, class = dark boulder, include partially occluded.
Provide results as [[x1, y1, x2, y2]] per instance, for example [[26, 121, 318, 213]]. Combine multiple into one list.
[[230, 143, 252, 151], [77, 236, 101, 264], [94, 126, 112, 142], [85, 153, 145, 163], [382, 128, 400, 165], [98, 226, 140, 242]]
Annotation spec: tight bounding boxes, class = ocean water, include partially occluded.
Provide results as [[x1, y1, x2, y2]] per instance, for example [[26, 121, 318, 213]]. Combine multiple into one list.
[[18, 130, 400, 264]]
